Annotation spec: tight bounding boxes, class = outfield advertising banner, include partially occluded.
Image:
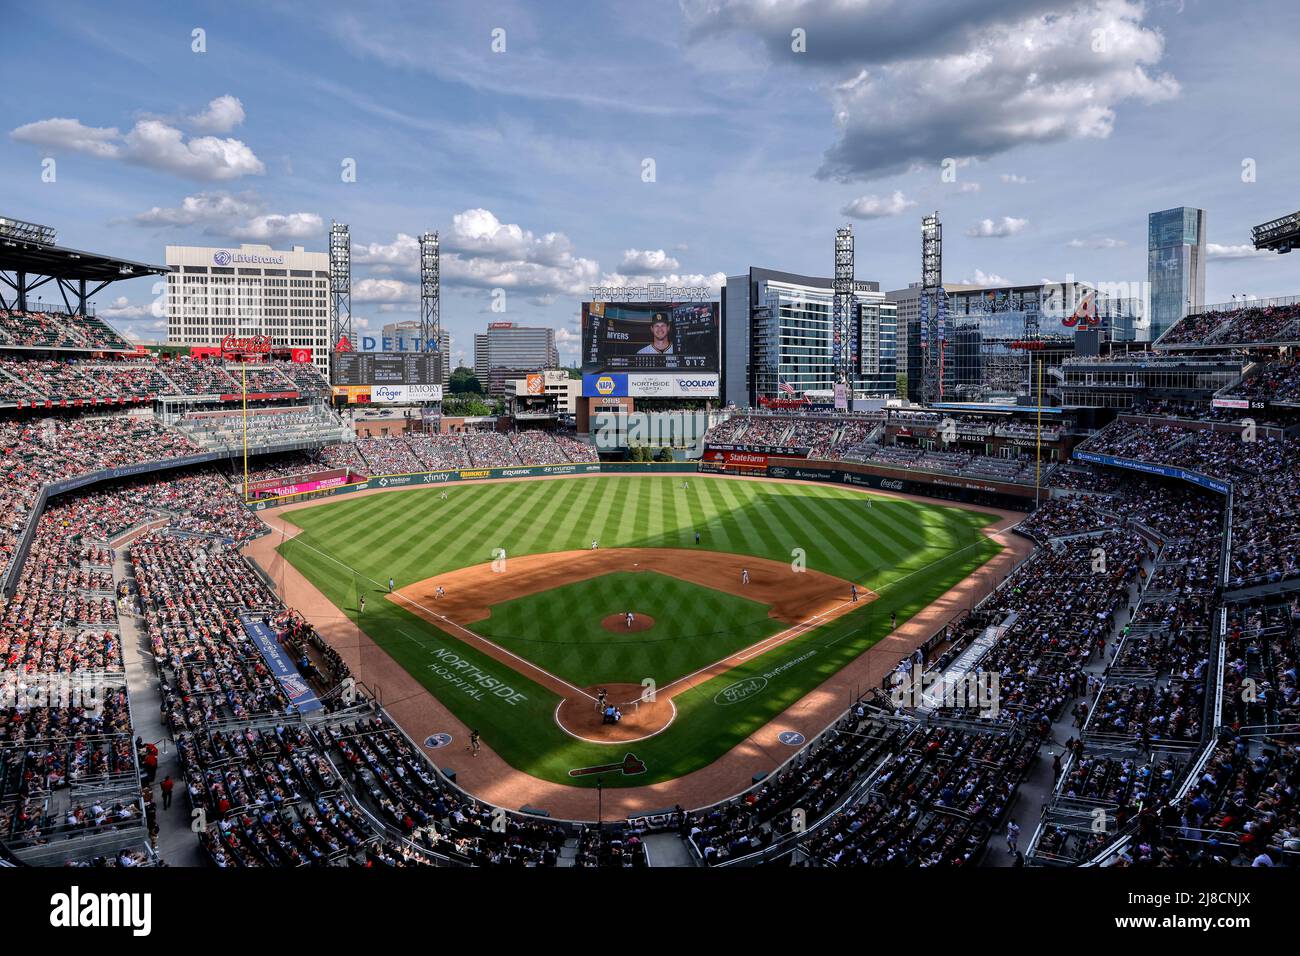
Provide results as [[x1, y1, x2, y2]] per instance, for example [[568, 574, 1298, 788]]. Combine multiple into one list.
[[626, 373, 720, 398], [583, 373, 629, 397], [371, 383, 444, 404], [583, 371, 720, 398]]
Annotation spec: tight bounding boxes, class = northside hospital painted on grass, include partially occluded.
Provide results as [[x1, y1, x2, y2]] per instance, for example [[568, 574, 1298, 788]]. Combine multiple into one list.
[[428, 645, 530, 706], [269, 472, 1011, 794]]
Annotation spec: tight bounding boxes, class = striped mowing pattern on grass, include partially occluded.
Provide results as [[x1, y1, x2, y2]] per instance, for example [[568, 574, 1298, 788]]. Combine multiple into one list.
[[282, 476, 994, 590], [278, 476, 1004, 788], [473, 570, 786, 687]]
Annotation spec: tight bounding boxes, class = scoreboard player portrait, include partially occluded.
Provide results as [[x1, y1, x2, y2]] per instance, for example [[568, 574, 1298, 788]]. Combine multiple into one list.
[[581, 301, 719, 372], [636, 312, 674, 355]]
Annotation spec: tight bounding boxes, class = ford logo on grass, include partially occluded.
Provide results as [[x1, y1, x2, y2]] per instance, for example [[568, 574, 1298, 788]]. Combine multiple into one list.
[[714, 677, 768, 705]]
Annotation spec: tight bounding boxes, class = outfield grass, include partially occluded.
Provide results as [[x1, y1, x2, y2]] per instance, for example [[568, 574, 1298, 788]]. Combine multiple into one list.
[[278, 475, 1003, 790], [472, 570, 784, 687]]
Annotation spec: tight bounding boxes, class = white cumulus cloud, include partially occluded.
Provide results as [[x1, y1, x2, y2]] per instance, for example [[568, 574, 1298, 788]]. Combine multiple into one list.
[[967, 216, 1028, 238], [841, 190, 917, 219]]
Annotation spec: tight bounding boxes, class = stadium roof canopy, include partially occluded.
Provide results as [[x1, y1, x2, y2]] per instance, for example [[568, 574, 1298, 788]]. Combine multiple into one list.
[[0, 218, 165, 315]]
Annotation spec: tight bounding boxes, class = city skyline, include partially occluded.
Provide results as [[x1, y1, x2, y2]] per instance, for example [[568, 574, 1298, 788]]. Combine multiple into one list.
[[5, 0, 1299, 366]]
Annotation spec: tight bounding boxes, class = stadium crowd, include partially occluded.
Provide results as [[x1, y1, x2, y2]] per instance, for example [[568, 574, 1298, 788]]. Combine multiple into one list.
[[1159, 301, 1300, 347], [319, 430, 597, 476]]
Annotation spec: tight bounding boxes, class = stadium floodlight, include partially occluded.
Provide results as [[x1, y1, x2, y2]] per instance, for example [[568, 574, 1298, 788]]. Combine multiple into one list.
[[1251, 209, 1300, 252], [0, 215, 57, 244], [0, 216, 57, 245]]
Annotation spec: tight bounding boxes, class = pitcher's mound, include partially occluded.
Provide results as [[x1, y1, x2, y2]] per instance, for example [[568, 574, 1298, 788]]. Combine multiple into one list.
[[556, 683, 674, 743], [600, 613, 655, 633]]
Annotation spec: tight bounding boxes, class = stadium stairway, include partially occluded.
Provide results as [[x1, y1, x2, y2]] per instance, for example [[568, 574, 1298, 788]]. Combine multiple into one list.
[[644, 831, 697, 866], [983, 558, 1147, 867], [558, 838, 578, 866], [113, 551, 204, 866]]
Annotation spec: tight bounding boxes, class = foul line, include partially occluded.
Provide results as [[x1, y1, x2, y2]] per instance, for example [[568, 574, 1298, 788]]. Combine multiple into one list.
[[646, 531, 1007, 699], [280, 525, 1005, 711], [279, 534, 594, 701]]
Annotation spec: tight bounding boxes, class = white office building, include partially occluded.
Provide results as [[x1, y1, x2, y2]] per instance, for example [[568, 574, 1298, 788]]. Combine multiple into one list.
[[166, 243, 331, 372]]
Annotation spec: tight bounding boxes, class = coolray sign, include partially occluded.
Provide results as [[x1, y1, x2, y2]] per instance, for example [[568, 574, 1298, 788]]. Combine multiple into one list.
[[625, 372, 720, 398], [213, 249, 285, 266], [371, 383, 444, 403]]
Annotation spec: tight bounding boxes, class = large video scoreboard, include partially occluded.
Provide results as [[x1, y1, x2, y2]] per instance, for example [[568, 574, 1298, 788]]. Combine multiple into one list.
[[581, 301, 719, 373], [580, 300, 721, 398], [331, 351, 440, 386]]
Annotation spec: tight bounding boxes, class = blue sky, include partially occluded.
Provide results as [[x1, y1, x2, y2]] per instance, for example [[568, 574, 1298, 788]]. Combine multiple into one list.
[[4, 0, 1299, 364]]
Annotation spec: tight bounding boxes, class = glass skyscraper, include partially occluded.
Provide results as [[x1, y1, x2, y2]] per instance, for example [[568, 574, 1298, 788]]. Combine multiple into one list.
[[1148, 207, 1206, 342]]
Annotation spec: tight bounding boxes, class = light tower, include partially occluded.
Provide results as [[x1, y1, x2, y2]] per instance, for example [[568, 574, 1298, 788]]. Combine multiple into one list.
[[921, 212, 943, 403], [328, 222, 352, 351], [419, 231, 441, 358], [833, 225, 855, 393]]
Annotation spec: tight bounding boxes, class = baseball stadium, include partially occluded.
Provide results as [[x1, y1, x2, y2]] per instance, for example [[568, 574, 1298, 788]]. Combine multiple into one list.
[[4, 7, 1299, 905], [3, 212, 1297, 874]]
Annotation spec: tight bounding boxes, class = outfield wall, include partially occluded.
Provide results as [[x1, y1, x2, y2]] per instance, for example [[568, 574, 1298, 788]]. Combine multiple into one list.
[[762, 458, 1037, 511], [243, 460, 698, 509], [242, 455, 1037, 514]]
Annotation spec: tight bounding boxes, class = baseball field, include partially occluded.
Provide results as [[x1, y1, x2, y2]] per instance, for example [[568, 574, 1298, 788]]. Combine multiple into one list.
[[272, 474, 1006, 792]]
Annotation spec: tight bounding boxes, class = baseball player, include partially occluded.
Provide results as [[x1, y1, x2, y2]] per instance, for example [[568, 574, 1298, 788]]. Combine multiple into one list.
[[388, 576, 394, 593], [626, 610, 634, 628], [850, 584, 858, 603], [435, 585, 445, 600], [469, 730, 480, 757], [741, 568, 750, 586], [358, 595, 365, 615]]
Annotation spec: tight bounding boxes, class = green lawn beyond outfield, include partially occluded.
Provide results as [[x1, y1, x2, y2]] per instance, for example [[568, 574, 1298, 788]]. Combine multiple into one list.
[[278, 476, 1003, 790], [474, 571, 784, 687]]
